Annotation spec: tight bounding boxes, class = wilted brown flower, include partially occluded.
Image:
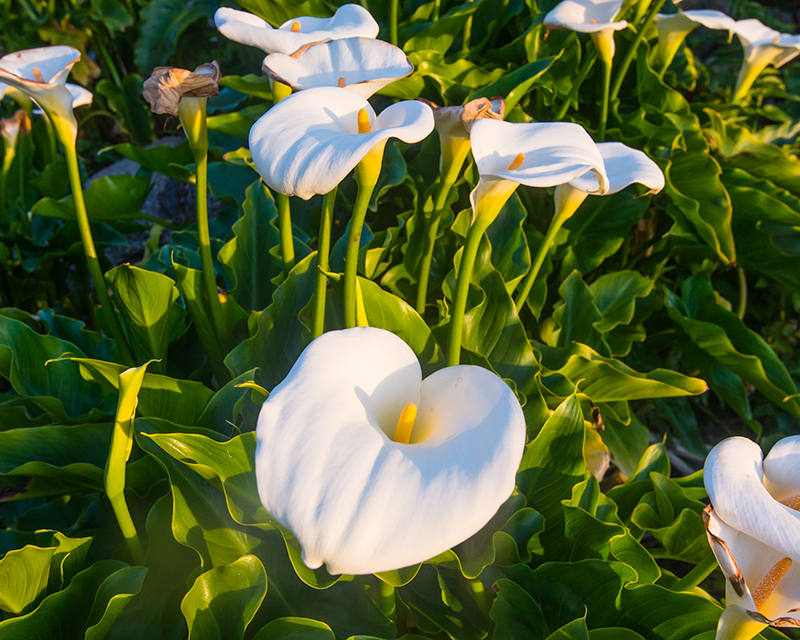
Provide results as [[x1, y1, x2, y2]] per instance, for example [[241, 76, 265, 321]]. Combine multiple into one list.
[[142, 61, 221, 116]]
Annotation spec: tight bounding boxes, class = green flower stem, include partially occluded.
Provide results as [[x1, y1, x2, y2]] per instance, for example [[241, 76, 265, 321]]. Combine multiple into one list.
[[447, 218, 489, 366], [554, 50, 598, 121], [0, 147, 12, 214], [312, 187, 337, 339], [180, 99, 230, 365], [598, 54, 612, 142], [390, 0, 399, 46], [343, 180, 377, 329], [63, 143, 135, 365], [609, 0, 668, 103], [513, 185, 587, 312], [736, 267, 747, 320], [277, 194, 296, 274], [671, 552, 718, 592], [415, 180, 456, 314], [462, 15, 473, 52]]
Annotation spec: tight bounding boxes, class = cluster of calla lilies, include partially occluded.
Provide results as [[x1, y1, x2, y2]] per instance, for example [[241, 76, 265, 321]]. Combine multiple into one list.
[[3, 2, 800, 639]]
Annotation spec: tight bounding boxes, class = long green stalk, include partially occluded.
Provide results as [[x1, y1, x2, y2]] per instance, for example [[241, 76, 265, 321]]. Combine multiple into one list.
[[447, 219, 488, 366], [343, 183, 376, 329], [312, 188, 337, 339], [554, 50, 598, 121], [63, 144, 135, 365], [390, 0, 399, 46], [598, 55, 612, 141], [277, 194, 296, 275], [415, 180, 455, 315], [736, 267, 747, 320], [609, 0, 668, 103], [671, 552, 718, 592]]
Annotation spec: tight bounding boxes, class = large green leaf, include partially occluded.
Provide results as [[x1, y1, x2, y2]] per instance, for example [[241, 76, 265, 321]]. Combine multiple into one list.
[[181, 556, 267, 640], [135, 0, 216, 70], [100, 141, 195, 183], [83, 565, 148, 640], [31, 175, 152, 223], [665, 273, 800, 418], [403, 0, 489, 56], [218, 181, 284, 312], [105, 264, 186, 372]]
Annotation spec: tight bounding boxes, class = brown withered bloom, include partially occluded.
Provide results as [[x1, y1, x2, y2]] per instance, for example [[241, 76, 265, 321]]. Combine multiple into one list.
[[1, 109, 32, 148], [142, 61, 221, 116], [417, 96, 505, 137]]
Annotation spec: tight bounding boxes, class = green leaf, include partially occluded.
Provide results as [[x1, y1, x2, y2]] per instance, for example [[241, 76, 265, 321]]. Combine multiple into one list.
[[60, 357, 213, 426], [84, 565, 148, 640], [218, 181, 284, 312], [90, 0, 133, 31], [181, 556, 267, 640], [665, 273, 800, 418], [96, 75, 154, 147], [403, 0, 488, 55], [105, 265, 186, 371], [589, 271, 654, 334], [0, 545, 57, 614], [219, 75, 273, 101], [252, 617, 334, 640], [550, 270, 608, 356], [469, 56, 558, 111], [100, 141, 195, 183], [31, 175, 152, 222], [135, 0, 216, 70], [545, 618, 589, 640]]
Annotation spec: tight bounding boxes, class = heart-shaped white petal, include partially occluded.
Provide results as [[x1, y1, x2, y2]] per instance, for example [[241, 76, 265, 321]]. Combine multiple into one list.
[[215, 4, 379, 55], [734, 19, 800, 68], [255, 327, 526, 575], [568, 142, 664, 195], [249, 86, 433, 199], [0, 45, 80, 97], [544, 0, 628, 33], [263, 37, 413, 98]]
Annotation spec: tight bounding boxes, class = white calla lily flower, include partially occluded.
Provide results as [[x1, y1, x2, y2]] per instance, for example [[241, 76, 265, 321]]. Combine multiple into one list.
[[704, 436, 800, 640], [249, 86, 434, 200], [566, 141, 665, 196], [654, 10, 737, 71], [0, 46, 90, 144], [469, 119, 608, 225], [215, 4, 379, 56], [731, 19, 800, 101], [544, 0, 628, 60], [263, 37, 413, 98], [255, 327, 527, 575]]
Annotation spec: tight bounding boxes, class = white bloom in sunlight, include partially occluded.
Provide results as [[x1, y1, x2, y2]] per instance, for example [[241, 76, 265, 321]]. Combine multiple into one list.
[[567, 142, 664, 196], [731, 19, 800, 100], [704, 436, 800, 640], [215, 4, 379, 56], [262, 37, 413, 98], [654, 10, 737, 70], [544, 0, 628, 58], [0, 46, 89, 144], [469, 119, 608, 225], [255, 327, 526, 575], [249, 86, 433, 199]]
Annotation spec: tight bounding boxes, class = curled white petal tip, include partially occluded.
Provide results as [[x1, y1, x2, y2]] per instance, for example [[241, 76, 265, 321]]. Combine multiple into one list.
[[654, 9, 737, 33], [544, 0, 627, 33], [215, 4, 379, 55], [249, 87, 433, 199], [263, 37, 413, 98], [255, 327, 527, 575], [570, 142, 664, 195], [734, 19, 800, 68]]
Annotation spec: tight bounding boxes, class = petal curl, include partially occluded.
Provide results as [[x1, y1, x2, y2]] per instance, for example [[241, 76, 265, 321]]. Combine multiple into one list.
[[569, 142, 664, 195], [215, 4, 379, 55], [655, 10, 737, 35], [255, 327, 526, 575], [763, 436, 800, 501], [249, 87, 433, 199], [263, 38, 412, 98], [544, 0, 627, 33], [734, 19, 800, 68], [0, 45, 79, 96], [705, 437, 800, 578]]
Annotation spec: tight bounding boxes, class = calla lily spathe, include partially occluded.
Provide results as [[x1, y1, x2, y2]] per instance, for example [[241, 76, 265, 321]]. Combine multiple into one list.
[[654, 10, 737, 71], [544, 0, 628, 59], [262, 37, 413, 98], [255, 327, 527, 575], [731, 19, 800, 101], [469, 119, 608, 225], [704, 436, 800, 640], [249, 86, 434, 199], [0, 46, 91, 144], [215, 4, 379, 56]]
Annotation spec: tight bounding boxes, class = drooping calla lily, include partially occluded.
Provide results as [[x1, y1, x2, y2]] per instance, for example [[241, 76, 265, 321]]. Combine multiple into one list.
[[513, 141, 664, 311], [413, 96, 505, 314], [262, 37, 413, 98], [215, 4, 379, 56], [249, 86, 434, 200], [731, 19, 800, 102], [544, 0, 628, 60], [653, 10, 737, 73], [255, 327, 526, 575], [704, 436, 800, 640], [0, 46, 86, 144]]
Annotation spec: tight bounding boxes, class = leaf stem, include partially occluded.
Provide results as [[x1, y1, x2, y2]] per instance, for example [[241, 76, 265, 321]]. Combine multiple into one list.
[[63, 143, 135, 365], [343, 182, 376, 329], [736, 267, 747, 320], [276, 193, 296, 275], [390, 0, 399, 46], [312, 188, 337, 339], [599, 54, 612, 142], [609, 0, 668, 103], [447, 219, 489, 366], [554, 50, 598, 121], [415, 179, 455, 315]]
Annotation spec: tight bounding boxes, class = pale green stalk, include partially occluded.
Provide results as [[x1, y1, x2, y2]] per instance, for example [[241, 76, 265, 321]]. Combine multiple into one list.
[[390, 0, 399, 45], [736, 267, 747, 320], [312, 188, 337, 339], [272, 81, 296, 276], [671, 552, 718, 592], [343, 181, 377, 328], [415, 180, 456, 314]]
